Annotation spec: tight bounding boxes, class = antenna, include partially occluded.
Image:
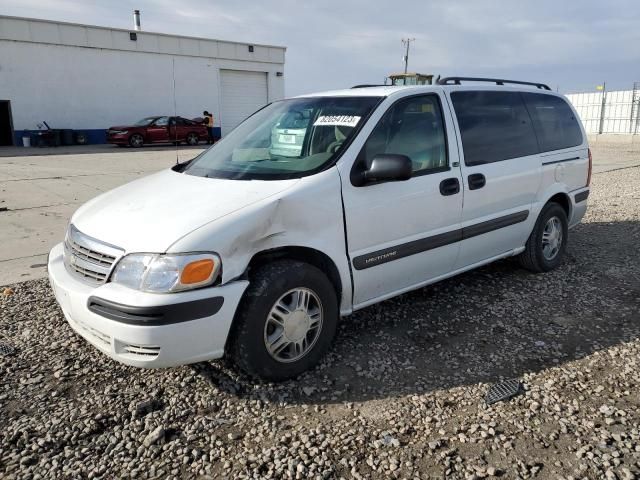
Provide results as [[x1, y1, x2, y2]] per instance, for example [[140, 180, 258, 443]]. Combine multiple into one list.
[[172, 57, 179, 165]]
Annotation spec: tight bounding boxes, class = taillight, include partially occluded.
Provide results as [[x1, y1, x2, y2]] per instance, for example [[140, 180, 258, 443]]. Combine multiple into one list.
[[587, 148, 592, 187]]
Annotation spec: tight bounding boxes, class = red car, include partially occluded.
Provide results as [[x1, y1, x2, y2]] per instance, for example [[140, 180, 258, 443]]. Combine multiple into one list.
[[107, 116, 209, 147]]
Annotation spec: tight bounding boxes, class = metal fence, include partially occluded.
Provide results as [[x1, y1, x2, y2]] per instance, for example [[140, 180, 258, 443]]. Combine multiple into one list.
[[566, 83, 640, 134]]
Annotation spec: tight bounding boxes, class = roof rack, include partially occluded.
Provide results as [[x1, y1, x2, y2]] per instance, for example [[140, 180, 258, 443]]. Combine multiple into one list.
[[351, 84, 387, 89], [437, 77, 551, 91]]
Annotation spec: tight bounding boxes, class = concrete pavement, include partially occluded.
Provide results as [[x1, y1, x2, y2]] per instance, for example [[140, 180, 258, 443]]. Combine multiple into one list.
[[1, 139, 639, 286], [0, 145, 204, 285]]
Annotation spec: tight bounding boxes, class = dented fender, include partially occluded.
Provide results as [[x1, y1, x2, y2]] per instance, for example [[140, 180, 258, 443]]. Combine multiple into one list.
[[167, 167, 354, 314]]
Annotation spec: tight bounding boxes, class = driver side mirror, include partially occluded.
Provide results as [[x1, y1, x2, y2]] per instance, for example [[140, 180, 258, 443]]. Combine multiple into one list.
[[361, 154, 412, 185]]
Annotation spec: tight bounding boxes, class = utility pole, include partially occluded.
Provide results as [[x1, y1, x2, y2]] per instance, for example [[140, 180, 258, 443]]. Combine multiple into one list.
[[402, 38, 415, 74]]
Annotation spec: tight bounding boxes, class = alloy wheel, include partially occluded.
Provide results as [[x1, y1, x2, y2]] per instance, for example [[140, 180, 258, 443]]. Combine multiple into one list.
[[263, 288, 323, 363], [542, 216, 563, 260]]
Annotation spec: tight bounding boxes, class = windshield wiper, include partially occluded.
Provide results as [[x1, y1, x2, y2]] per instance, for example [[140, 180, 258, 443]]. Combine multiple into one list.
[[251, 157, 288, 162]]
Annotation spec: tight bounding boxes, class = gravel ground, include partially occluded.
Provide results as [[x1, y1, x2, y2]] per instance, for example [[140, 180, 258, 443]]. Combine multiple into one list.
[[1, 166, 639, 479]]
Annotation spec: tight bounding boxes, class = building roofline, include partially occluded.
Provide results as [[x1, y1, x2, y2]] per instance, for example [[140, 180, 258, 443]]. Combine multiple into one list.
[[0, 14, 286, 51]]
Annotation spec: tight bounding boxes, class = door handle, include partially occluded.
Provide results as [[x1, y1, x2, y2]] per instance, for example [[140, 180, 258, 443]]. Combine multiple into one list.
[[439, 177, 460, 196], [468, 173, 486, 190]]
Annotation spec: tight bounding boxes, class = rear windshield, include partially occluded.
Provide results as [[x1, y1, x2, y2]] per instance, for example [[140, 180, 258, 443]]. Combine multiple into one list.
[[183, 96, 381, 180]]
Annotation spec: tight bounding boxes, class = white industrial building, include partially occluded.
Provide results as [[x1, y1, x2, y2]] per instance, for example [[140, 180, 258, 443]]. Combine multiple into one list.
[[0, 15, 286, 145]]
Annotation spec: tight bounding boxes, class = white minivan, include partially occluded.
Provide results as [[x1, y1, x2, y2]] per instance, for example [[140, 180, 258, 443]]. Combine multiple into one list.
[[48, 77, 591, 381]]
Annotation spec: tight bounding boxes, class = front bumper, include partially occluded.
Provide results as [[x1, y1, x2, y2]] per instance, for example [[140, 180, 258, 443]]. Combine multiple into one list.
[[106, 132, 129, 144], [47, 243, 248, 368]]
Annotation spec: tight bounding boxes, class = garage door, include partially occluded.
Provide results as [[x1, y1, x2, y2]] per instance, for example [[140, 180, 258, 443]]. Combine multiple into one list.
[[220, 70, 268, 136]]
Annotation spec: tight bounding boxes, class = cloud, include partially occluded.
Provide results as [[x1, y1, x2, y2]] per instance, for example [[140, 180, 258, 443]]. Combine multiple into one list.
[[1, 0, 638, 94]]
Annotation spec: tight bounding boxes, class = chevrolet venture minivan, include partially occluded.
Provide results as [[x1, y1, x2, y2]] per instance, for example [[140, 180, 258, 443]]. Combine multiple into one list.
[[48, 77, 591, 381]]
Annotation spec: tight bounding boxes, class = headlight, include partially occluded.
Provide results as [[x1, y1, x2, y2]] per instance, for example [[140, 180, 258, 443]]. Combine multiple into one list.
[[111, 253, 221, 293]]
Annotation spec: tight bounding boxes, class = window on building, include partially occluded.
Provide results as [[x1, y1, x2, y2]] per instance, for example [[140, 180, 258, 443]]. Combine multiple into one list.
[[451, 91, 539, 165]]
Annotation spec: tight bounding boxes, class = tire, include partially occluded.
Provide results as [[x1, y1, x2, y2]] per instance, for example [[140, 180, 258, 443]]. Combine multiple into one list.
[[518, 202, 568, 273], [75, 133, 88, 145], [186, 132, 199, 146], [229, 260, 339, 382], [129, 133, 144, 148]]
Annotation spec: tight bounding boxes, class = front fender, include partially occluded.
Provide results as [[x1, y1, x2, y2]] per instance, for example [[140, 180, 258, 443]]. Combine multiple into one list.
[[168, 167, 354, 314]]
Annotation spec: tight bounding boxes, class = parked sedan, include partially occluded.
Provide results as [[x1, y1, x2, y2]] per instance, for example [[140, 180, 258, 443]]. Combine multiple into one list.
[[107, 116, 208, 147]]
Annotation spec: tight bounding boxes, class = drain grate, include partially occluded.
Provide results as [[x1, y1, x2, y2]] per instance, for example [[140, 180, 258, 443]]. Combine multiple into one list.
[[485, 378, 523, 405], [0, 341, 16, 356]]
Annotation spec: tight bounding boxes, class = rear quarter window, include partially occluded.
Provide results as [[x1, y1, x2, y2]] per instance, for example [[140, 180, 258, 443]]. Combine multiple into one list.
[[451, 91, 539, 166], [521, 93, 583, 152]]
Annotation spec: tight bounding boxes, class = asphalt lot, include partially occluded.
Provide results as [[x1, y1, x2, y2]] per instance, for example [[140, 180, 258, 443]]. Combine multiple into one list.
[[0, 137, 639, 286]]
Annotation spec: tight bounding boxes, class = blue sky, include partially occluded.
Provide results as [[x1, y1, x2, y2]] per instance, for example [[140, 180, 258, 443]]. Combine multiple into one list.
[[2, 0, 639, 96]]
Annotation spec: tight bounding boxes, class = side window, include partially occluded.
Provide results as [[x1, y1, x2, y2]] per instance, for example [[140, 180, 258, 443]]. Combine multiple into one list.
[[359, 95, 448, 175], [522, 93, 583, 152], [154, 116, 169, 127], [451, 91, 539, 166]]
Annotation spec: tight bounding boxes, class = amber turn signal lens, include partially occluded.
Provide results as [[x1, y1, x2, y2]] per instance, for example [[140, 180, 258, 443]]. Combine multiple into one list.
[[180, 259, 215, 285]]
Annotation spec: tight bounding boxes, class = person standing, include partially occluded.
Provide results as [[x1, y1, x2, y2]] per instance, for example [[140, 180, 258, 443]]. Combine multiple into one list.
[[203, 111, 214, 144]]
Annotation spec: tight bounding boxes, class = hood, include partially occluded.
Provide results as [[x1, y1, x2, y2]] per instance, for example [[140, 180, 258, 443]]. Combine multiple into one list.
[[72, 169, 298, 253]]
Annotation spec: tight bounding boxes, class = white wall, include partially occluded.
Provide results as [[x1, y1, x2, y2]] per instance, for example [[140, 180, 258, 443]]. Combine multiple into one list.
[[0, 41, 285, 132], [566, 89, 639, 135]]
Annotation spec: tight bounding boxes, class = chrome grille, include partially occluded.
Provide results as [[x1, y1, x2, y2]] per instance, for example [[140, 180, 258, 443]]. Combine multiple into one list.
[[63, 225, 124, 285]]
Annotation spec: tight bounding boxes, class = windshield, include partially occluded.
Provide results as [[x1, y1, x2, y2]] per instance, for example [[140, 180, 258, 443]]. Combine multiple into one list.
[[183, 96, 381, 180], [133, 117, 158, 126]]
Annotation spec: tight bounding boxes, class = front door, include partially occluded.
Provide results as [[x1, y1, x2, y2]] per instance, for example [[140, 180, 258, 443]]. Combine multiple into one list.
[[446, 89, 542, 268], [339, 92, 464, 308], [147, 116, 170, 143]]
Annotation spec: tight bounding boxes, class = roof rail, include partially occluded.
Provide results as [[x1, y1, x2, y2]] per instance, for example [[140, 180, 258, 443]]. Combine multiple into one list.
[[351, 84, 387, 89], [437, 77, 551, 91]]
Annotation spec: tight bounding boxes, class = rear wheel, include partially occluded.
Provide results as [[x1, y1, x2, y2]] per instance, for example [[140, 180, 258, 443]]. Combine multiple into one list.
[[229, 260, 338, 382], [518, 202, 568, 272], [129, 133, 144, 148], [186, 132, 199, 146]]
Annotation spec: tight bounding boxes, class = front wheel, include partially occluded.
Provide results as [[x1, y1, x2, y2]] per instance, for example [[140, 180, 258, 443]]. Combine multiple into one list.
[[186, 132, 199, 146], [129, 133, 144, 148], [518, 202, 568, 272], [228, 260, 338, 382]]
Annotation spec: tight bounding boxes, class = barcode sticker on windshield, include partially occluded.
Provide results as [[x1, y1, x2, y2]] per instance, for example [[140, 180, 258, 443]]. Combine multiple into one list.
[[313, 115, 361, 127]]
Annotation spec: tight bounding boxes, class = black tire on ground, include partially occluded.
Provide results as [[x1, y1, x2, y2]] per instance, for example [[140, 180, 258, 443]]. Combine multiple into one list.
[[228, 260, 339, 382], [518, 202, 569, 273], [186, 132, 199, 146], [129, 134, 144, 148]]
